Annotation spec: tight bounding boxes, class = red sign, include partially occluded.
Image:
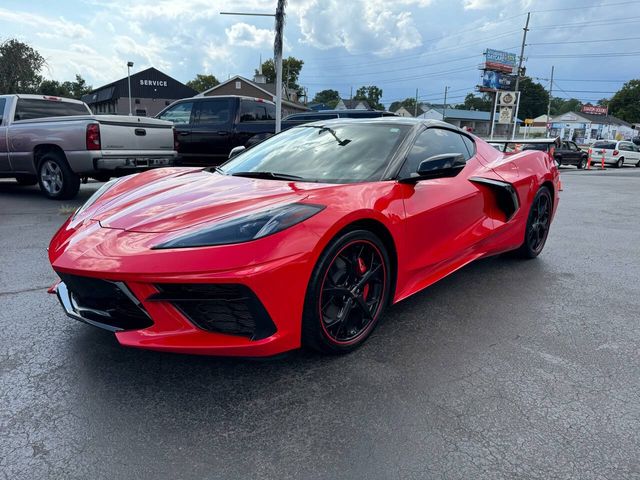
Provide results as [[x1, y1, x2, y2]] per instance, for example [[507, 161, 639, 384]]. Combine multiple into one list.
[[581, 104, 608, 115], [484, 62, 514, 73]]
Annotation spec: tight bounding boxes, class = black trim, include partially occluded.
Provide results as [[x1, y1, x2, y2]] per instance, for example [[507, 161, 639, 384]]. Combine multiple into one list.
[[469, 177, 520, 221], [98, 120, 173, 129], [147, 284, 277, 340]]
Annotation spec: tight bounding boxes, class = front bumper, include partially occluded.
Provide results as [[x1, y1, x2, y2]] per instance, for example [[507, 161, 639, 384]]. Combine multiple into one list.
[[48, 220, 317, 356]]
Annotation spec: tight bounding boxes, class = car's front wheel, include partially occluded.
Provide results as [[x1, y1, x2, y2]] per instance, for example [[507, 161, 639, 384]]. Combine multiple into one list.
[[517, 186, 552, 259], [37, 152, 80, 200], [577, 157, 586, 169], [302, 229, 391, 354]]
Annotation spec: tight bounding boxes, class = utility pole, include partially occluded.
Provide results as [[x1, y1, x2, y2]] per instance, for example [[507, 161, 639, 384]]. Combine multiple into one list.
[[127, 61, 134, 116], [512, 11, 530, 138], [443, 86, 448, 123], [414, 88, 418, 116], [221, 1, 286, 132], [546, 65, 554, 138]]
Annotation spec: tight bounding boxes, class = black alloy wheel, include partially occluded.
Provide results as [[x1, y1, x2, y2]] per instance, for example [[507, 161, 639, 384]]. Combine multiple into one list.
[[302, 230, 391, 354], [518, 186, 552, 259]]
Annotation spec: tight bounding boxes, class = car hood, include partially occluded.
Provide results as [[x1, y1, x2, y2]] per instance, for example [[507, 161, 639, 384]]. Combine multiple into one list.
[[90, 169, 335, 233]]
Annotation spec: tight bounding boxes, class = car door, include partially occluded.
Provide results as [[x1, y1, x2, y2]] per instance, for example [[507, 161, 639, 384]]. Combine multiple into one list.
[[156, 100, 195, 161], [399, 128, 494, 290], [188, 98, 234, 164], [0, 97, 10, 172], [567, 141, 582, 164]]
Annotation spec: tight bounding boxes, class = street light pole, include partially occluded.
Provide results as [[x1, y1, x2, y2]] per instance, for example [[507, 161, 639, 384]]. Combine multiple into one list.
[[127, 61, 134, 116], [221, 1, 286, 133], [512, 12, 530, 138], [546, 65, 554, 138]]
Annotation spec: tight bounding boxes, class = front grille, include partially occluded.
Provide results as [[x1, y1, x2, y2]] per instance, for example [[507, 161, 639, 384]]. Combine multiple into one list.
[[56, 273, 153, 331], [148, 284, 277, 340]]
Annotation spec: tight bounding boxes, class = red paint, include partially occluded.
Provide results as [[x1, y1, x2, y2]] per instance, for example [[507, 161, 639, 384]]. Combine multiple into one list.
[[48, 132, 559, 356]]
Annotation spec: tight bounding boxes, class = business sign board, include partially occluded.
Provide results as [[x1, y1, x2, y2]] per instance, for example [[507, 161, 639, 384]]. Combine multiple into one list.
[[498, 106, 513, 124], [480, 70, 516, 91], [581, 104, 608, 115], [498, 91, 517, 106], [484, 49, 517, 73]]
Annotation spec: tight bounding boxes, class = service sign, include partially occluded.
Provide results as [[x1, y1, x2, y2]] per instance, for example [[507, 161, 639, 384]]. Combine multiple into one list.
[[485, 49, 517, 73], [480, 70, 516, 91], [498, 106, 513, 124], [581, 104, 608, 115]]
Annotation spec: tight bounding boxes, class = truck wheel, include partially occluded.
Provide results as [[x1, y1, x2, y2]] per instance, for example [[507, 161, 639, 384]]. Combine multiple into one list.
[[37, 152, 80, 200], [15, 175, 38, 186]]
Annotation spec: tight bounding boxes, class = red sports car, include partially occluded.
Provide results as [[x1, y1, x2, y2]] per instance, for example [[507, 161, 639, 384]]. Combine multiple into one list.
[[48, 119, 559, 356]]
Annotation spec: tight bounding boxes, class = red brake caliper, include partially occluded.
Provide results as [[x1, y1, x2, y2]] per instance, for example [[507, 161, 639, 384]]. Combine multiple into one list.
[[357, 257, 369, 299]]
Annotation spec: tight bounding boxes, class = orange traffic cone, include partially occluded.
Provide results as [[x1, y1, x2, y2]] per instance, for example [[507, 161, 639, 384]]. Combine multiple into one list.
[[587, 148, 592, 169]]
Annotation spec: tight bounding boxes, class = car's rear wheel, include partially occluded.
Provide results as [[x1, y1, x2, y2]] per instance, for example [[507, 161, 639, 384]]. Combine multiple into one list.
[[616, 157, 624, 168], [302, 230, 391, 354], [37, 152, 80, 200], [577, 157, 586, 169], [15, 175, 38, 186], [517, 186, 552, 259]]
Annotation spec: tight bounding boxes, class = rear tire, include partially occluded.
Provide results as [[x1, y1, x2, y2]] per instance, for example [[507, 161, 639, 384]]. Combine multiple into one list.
[[15, 175, 38, 186], [302, 230, 391, 354], [516, 186, 552, 259], [37, 152, 80, 200], [616, 157, 624, 168]]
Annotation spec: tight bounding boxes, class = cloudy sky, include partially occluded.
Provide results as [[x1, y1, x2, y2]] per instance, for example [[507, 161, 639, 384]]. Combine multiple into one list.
[[1, 0, 638, 107]]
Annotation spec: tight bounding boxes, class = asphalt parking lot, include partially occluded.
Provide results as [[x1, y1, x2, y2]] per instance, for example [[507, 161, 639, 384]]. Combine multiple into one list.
[[1, 168, 639, 480]]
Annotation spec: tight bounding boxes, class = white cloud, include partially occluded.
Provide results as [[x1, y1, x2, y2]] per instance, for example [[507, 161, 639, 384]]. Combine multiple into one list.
[[0, 8, 91, 39], [225, 22, 274, 49]]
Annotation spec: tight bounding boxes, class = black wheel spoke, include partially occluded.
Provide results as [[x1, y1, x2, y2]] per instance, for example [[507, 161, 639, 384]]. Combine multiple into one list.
[[354, 295, 373, 320]]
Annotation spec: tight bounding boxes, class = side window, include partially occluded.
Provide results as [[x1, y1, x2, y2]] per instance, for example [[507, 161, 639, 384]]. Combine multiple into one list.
[[157, 102, 193, 125], [0, 98, 5, 126], [562, 141, 570, 150], [240, 101, 275, 122], [401, 128, 471, 177], [461, 135, 476, 158], [196, 99, 232, 125]]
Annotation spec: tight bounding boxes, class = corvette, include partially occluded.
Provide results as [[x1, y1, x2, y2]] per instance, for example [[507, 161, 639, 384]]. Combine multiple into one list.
[[48, 118, 559, 356]]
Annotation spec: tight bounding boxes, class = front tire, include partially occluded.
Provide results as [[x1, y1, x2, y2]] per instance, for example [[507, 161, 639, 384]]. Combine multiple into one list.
[[302, 230, 391, 354], [37, 152, 80, 200], [577, 157, 586, 169], [517, 186, 552, 259]]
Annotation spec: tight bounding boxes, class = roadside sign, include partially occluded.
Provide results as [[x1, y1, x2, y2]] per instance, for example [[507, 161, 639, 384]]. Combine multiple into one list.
[[484, 49, 517, 73]]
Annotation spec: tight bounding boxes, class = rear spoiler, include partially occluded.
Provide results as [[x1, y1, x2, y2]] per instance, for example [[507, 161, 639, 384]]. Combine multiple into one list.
[[489, 137, 561, 153]]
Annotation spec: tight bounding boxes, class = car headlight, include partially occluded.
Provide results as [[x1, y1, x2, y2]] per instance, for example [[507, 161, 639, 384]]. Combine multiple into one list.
[[153, 203, 325, 249], [73, 178, 122, 219]]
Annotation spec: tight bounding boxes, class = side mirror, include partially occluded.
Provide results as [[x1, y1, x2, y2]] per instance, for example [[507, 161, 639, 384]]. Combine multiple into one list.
[[228, 145, 246, 159], [413, 153, 467, 180]]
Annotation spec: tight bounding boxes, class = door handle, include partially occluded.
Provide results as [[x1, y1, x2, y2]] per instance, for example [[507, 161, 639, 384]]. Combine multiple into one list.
[[179, 131, 191, 136], [217, 131, 230, 136], [134, 128, 146, 136]]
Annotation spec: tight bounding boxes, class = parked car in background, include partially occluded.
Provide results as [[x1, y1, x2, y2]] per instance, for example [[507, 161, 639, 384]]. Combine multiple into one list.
[[591, 140, 640, 168], [156, 95, 398, 166], [552, 140, 588, 168], [0, 94, 176, 199]]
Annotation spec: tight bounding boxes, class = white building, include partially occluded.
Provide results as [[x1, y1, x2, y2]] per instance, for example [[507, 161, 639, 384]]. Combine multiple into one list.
[[549, 111, 634, 144]]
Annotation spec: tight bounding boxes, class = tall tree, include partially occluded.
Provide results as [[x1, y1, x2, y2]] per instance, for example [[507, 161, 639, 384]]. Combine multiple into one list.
[[311, 89, 340, 108], [459, 93, 492, 111], [257, 56, 304, 94], [37, 74, 92, 99], [517, 77, 549, 119], [354, 85, 383, 110], [0, 39, 45, 93], [186, 74, 220, 93], [389, 97, 417, 113], [608, 79, 640, 123], [549, 97, 582, 116]]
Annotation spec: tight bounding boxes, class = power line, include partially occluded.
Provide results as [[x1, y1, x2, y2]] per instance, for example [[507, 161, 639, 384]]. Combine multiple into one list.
[[528, 37, 640, 46], [531, 0, 640, 12], [529, 51, 640, 58]]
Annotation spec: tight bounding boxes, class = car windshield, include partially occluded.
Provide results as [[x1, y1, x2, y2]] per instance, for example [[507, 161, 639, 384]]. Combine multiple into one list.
[[220, 123, 411, 183]]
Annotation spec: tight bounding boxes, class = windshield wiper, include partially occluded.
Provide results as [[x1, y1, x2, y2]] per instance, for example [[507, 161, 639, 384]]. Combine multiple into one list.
[[230, 171, 305, 181]]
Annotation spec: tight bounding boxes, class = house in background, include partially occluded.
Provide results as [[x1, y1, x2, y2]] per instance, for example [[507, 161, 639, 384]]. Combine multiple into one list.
[[335, 98, 371, 110], [82, 67, 197, 117], [198, 73, 309, 116], [419, 108, 518, 137], [549, 111, 634, 144], [394, 105, 425, 117]]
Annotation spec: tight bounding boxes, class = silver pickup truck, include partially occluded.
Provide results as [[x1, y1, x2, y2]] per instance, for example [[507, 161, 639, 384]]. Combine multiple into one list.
[[0, 94, 176, 199]]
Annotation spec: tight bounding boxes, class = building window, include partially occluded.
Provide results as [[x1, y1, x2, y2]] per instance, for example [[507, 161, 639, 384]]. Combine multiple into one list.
[[235, 81, 241, 90]]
